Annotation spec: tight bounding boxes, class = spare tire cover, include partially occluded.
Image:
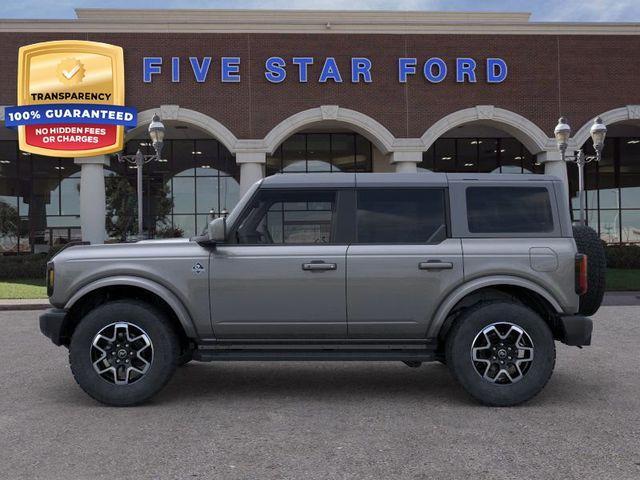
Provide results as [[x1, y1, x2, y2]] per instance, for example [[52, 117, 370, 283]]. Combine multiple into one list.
[[572, 224, 606, 316]]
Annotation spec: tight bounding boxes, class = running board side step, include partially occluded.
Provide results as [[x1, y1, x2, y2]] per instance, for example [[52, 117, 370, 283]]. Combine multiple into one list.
[[193, 348, 437, 362]]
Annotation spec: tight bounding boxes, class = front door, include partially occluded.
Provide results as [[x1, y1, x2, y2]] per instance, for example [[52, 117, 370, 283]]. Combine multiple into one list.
[[346, 187, 463, 338], [210, 188, 349, 339]]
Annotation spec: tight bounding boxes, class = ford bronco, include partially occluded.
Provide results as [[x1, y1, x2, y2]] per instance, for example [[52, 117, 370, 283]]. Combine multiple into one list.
[[39, 173, 605, 406]]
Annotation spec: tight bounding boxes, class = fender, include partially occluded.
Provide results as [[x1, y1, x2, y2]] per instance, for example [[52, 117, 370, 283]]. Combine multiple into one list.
[[426, 275, 564, 338], [64, 275, 197, 338]]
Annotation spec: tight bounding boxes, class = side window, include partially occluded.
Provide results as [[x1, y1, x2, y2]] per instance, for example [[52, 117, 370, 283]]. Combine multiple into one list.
[[236, 190, 336, 244], [466, 186, 554, 233], [356, 188, 447, 243]]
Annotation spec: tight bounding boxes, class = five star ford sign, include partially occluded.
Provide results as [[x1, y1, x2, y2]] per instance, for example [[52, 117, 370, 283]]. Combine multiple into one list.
[[4, 40, 137, 157]]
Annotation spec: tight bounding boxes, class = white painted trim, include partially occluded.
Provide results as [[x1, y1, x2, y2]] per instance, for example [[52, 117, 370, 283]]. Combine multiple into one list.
[[263, 106, 396, 155], [0, 10, 639, 35], [75, 9, 532, 24], [572, 105, 640, 148], [127, 106, 239, 153], [421, 105, 554, 154]]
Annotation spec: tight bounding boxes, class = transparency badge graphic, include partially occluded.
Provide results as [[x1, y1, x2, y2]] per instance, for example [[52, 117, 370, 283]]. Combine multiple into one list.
[[5, 40, 136, 157]]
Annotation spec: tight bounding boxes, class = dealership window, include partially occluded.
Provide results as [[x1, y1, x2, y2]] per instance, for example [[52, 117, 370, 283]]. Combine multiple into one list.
[[0, 141, 81, 254], [266, 133, 373, 175], [0, 137, 239, 251], [118, 138, 240, 239], [420, 137, 540, 174], [568, 136, 640, 244]]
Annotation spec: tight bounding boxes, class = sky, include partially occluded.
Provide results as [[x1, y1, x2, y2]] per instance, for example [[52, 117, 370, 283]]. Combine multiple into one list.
[[0, 0, 639, 22]]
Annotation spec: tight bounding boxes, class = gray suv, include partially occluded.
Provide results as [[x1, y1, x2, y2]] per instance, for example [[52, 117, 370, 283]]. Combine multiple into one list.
[[39, 173, 603, 407]]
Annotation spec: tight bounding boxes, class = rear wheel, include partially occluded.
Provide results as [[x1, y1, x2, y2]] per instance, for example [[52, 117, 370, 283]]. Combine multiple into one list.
[[445, 301, 555, 407], [69, 300, 179, 406]]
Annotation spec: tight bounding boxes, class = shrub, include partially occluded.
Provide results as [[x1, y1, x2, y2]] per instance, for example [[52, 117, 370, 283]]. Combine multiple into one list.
[[605, 244, 640, 269], [0, 244, 68, 280], [0, 253, 48, 280], [155, 226, 185, 238]]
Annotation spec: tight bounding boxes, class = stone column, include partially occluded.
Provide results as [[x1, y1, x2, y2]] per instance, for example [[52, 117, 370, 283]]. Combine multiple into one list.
[[237, 152, 266, 196], [390, 151, 422, 173], [74, 155, 109, 244], [537, 151, 568, 190]]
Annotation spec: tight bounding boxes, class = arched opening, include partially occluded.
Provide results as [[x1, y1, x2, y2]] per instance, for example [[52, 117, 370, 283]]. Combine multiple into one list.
[[418, 123, 543, 175], [265, 125, 380, 176], [263, 106, 396, 175], [568, 120, 640, 244], [117, 120, 240, 239]]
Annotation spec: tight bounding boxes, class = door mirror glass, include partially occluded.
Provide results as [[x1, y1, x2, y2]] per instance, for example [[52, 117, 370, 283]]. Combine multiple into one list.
[[208, 217, 227, 243]]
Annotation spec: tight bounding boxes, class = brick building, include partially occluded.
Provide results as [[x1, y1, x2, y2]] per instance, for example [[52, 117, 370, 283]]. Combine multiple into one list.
[[0, 9, 639, 251]]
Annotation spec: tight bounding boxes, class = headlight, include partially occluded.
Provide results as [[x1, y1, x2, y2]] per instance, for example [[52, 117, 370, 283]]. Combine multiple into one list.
[[46, 263, 54, 297]]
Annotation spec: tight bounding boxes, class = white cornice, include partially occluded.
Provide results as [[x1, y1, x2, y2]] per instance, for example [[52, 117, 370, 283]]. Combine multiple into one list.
[[73, 9, 532, 24], [0, 9, 638, 35]]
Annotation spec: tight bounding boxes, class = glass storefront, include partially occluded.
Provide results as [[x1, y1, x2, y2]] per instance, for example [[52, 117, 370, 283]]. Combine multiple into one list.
[[116, 139, 240, 239], [419, 137, 541, 174], [567, 137, 640, 243], [266, 133, 373, 175], [0, 141, 82, 253], [2, 131, 639, 253], [0, 138, 239, 251]]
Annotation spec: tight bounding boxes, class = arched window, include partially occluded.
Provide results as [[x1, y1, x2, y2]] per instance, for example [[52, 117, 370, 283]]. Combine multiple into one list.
[[266, 133, 373, 175], [418, 136, 540, 174], [117, 138, 240, 239]]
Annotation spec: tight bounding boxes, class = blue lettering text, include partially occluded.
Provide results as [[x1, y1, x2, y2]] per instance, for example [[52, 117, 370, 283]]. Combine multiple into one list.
[[265, 56, 287, 83]]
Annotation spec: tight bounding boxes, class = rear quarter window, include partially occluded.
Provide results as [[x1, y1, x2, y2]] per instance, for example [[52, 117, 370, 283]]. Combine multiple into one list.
[[466, 186, 554, 234]]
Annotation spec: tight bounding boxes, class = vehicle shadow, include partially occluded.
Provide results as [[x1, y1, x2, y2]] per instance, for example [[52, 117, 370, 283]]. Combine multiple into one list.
[[49, 360, 595, 409], [156, 361, 475, 406]]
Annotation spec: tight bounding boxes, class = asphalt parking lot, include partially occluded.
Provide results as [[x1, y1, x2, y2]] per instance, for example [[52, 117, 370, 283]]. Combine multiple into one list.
[[1, 308, 639, 480]]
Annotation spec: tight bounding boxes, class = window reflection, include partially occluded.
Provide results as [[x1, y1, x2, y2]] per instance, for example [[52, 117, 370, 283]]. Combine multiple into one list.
[[419, 137, 531, 174], [114, 138, 240, 240], [0, 138, 240, 250], [567, 137, 640, 244], [267, 133, 373, 174]]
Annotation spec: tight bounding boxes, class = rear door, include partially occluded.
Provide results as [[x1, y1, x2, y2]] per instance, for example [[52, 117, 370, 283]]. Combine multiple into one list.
[[346, 187, 463, 338]]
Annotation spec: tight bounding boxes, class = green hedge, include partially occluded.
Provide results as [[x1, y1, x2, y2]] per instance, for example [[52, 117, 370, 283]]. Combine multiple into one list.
[[0, 246, 64, 280], [605, 245, 640, 269], [0, 254, 47, 280]]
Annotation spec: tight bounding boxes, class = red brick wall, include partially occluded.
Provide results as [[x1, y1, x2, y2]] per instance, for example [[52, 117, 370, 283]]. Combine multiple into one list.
[[0, 32, 638, 140]]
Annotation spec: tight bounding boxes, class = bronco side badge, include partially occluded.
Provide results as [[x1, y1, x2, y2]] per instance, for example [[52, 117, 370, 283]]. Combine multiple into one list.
[[192, 262, 205, 275]]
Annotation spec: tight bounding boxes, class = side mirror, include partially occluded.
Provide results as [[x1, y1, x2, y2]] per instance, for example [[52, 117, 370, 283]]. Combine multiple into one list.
[[208, 217, 227, 243]]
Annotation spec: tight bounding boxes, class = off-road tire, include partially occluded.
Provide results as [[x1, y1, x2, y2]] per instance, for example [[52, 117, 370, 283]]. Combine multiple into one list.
[[572, 224, 606, 316], [445, 301, 556, 407], [69, 300, 179, 406]]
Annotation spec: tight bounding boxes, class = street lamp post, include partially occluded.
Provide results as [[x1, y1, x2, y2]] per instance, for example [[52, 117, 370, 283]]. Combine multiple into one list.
[[554, 116, 607, 226], [117, 114, 166, 239]]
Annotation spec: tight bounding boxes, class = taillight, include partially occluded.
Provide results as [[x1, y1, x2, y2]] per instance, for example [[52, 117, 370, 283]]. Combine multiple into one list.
[[575, 254, 588, 295]]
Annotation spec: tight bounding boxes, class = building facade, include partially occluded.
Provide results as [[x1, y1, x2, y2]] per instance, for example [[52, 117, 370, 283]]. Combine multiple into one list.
[[0, 9, 640, 252]]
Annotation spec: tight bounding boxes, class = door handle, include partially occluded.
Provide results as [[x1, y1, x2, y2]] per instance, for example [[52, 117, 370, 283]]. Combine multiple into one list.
[[419, 261, 453, 270], [302, 261, 337, 272]]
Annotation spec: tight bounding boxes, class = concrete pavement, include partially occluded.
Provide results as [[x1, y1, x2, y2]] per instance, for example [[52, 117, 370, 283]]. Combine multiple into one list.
[[0, 307, 639, 480]]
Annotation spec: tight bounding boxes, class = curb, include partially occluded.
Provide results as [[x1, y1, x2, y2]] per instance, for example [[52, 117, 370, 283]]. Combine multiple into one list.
[[0, 301, 50, 311], [602, 291, 640, 306]]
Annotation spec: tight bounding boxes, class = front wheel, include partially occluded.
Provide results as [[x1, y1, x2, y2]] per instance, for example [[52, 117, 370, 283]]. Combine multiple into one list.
[[445, 301, 556, 407], [69, 300, 179, 406]]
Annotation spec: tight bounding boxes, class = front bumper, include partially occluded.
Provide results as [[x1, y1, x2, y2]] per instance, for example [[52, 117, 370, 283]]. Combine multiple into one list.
[[39, 308, 68, 346], [558, 315, 593, 346]]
